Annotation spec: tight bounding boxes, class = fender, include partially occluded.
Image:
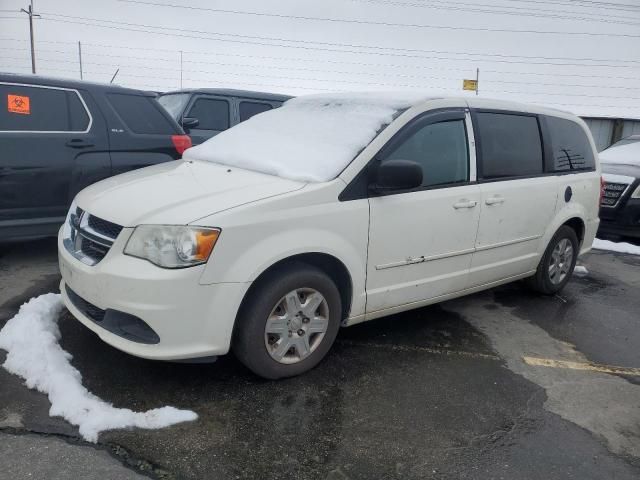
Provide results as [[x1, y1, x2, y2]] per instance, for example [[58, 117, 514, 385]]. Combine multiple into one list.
[[539, 201, 588, 258], [197, 194, 370, 318]]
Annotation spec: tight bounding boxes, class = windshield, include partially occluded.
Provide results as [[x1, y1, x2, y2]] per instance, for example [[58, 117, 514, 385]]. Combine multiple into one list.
[[182, 92, 433, 183], [157, 93, 191, 122]]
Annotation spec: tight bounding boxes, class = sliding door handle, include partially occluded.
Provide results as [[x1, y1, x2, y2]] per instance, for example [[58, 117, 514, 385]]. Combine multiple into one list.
[[453, 200, 478, 209], [485, 196, 505, 206]]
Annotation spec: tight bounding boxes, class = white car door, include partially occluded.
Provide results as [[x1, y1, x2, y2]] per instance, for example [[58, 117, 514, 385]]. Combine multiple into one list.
[[365, 109, 481, 317], [468, 111, 558, 287]]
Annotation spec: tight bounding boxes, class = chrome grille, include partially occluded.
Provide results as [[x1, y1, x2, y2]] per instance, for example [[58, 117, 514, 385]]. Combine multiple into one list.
[[63, 209, 122, 266], [601, 182, 630, 208], [88, 215, 123, 239]]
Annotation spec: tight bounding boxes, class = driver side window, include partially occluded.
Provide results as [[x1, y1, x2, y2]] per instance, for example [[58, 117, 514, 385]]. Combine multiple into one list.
[[382, 119, 469, 187], [186, 97, 230, 133]]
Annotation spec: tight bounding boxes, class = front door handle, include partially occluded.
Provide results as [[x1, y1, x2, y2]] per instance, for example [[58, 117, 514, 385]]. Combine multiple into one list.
[[485, 195, 505, 206], [66, 138, 94, 149], [453, 199, 478, 209]]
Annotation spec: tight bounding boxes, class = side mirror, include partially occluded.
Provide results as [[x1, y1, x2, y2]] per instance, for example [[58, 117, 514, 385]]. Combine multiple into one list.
[[371, 159, 423, 192], [182, 117, 199, 130]]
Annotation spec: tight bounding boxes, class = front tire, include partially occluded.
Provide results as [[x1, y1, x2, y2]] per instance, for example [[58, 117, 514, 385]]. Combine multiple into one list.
[[232, 262, 342, 379], [527, 226, 579, 295]]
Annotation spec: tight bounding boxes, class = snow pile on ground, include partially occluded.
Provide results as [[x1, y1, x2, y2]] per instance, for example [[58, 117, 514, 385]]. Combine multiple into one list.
[[593, 238, 640, 255], [0, 294, 197, 442], [184, 92, 434, 182], [573, 265, 589, 277]]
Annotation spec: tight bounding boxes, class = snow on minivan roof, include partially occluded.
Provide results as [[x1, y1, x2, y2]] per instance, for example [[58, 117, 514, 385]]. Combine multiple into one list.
[[183, 92, 437, 182]]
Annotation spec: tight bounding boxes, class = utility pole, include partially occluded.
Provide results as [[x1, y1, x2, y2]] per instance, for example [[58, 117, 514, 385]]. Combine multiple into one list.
[[78, 41, 83, 80], [476, 68, 479, 96], [180, 50, 183, 89], [20, 1, 40, 74]]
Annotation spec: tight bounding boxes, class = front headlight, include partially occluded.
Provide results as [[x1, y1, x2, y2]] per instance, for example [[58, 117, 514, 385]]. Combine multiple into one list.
[[62, 200, 78, 239], [632, 184, 640, 199], [124, 225, 221, 268]]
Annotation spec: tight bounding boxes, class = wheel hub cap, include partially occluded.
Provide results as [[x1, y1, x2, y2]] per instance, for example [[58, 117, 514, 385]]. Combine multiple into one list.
[[264, 288, 330, 365]]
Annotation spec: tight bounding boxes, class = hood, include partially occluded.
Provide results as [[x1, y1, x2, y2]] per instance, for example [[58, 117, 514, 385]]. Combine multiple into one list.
[[76, 160, 305, 227], [601, 162, 640, 181], [599, 141, 640, 168]]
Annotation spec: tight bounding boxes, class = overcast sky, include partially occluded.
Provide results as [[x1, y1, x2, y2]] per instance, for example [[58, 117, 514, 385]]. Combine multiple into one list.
[[1, 0, 639, 118]]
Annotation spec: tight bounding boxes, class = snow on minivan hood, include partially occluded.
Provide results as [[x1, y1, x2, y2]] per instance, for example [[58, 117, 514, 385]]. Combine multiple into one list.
[[76, 160, 304, 227], [183, 92, 434, 182]]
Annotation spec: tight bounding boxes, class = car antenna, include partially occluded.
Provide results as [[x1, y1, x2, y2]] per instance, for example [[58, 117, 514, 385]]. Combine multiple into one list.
[[110, 68, 120, 84]]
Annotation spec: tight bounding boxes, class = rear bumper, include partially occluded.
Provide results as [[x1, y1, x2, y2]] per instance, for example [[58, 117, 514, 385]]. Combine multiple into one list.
[[58, 231, 250, 360], [598, 199, 640, 238]]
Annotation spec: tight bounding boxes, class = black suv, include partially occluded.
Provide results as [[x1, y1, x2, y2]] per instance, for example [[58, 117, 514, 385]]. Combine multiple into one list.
[[0, 73, 191, 242], [598, 135, 640, 240], [157, 88, 291, 145]]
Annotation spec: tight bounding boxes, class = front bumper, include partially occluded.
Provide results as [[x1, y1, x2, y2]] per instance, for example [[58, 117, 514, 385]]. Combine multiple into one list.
[[58, 229, 250, 360], [598, 199, 640, 239]]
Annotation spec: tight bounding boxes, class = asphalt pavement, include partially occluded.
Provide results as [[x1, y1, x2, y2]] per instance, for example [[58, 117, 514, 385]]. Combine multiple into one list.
[[0, 238, 639, 479]]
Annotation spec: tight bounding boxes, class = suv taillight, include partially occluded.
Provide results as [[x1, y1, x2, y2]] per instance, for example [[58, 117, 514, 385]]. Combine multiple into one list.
[[172, 134, 192, 155]]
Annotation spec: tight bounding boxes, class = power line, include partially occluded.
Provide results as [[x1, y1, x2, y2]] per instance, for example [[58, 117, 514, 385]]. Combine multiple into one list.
[[516, 0, 640, 12], [34, 14, 640, 69], [116, 0, 640, 36], [348, 0, 640, 26], [367, 0, 640, 16], [3, 39, 640, 87], [4, 34, 639, 66]]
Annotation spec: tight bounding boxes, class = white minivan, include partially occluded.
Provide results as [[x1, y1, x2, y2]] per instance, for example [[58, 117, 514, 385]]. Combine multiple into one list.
[[58, 93, 600, 378]]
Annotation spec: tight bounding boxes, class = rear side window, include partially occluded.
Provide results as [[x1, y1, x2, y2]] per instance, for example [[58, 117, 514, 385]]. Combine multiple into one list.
[[157, 93, 191, 121], [186, 97, 229, 131], [107, 93, 176, 134], [382, 119, 469, 187], [546, 116, 595, 172], [239, 101, 272, 122], [476, 112, 543, 178], [67, 91, 90, 131], [0, 84, 89, 132]]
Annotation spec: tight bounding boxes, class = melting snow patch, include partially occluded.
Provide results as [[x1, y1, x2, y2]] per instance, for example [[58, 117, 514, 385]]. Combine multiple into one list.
[[573, 265, 589, 277], [0, 293, 197, 442], [593, 238, 640, 256]]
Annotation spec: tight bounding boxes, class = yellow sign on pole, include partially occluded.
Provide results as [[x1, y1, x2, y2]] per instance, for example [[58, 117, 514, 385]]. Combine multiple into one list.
[[463, 79, 478, 91]]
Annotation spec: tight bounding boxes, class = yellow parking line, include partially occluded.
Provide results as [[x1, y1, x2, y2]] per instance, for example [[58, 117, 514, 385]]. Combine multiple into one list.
[[523, 356, 640, 376]]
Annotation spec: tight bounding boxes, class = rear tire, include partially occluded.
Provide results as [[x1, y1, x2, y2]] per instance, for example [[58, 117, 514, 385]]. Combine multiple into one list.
[[527, 225, 579, 295], [232, 262, 342, 379]]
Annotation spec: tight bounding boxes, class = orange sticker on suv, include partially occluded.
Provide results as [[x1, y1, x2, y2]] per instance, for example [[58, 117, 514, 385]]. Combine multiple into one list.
[[8, 94, 30, 114]]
